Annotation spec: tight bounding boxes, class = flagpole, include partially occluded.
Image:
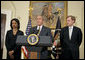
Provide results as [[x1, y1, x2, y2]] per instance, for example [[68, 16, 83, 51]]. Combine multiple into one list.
[[29, 1, 33, 19], [55, 8, 62, 59]]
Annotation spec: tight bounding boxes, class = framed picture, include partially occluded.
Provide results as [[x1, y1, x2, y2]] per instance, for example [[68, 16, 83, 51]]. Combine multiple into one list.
[[30, 1, 67, 29]]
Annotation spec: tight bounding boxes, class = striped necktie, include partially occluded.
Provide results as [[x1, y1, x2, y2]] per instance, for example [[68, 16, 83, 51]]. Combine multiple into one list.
[[37, 26, 40, 36]]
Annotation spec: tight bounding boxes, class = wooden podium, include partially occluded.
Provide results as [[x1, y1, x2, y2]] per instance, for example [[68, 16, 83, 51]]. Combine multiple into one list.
[[16, 35, 52, 59]]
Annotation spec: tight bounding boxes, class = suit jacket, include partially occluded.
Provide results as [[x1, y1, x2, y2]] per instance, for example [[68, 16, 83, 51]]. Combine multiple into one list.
[[60, 26, 82, 59], [29, 25, 53, 59], [5, 30, 24, 59]]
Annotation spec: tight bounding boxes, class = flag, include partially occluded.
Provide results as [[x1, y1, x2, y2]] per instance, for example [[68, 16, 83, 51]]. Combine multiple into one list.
[[21, 17, 32, 59], [54, 16, 61, 39], [51, 16, 61, 59], [21, 46, 29, 59], [26, 17, 32, 36]]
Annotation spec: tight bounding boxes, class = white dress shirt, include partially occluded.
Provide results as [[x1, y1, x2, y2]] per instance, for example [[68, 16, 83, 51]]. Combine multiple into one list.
[[69, 26, 73, 40], [37, 25, 43, 32]]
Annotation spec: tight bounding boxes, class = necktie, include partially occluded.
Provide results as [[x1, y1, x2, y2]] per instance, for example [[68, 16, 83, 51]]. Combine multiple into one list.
[[69, 27, 72, 40], [37, 26, 40, 36]]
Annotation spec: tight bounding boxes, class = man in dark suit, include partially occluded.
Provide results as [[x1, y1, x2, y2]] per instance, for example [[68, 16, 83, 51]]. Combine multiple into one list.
[[60, 15, 82, 59], [29, 15, 53, 59]]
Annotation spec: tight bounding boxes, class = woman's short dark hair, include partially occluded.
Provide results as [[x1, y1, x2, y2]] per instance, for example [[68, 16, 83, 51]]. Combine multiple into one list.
[[10, 18, 20, 29]]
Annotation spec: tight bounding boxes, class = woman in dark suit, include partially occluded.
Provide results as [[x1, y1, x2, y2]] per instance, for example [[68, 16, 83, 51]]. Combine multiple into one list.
[[5, 18, 24, 59]]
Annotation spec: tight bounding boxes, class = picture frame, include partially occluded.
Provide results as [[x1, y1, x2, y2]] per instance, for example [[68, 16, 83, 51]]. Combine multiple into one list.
[[30, 1, 67, 29]]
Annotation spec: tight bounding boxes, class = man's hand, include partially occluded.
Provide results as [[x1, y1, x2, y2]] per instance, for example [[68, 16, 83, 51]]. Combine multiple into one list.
[[9, 50, 14, 59], [9, 50, 14, 57], [53, 41, 57, 46]]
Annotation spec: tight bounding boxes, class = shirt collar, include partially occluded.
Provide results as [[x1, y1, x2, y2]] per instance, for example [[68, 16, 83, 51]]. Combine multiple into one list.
[[69, 26, 73, 29], [37, 25, 43, 30]]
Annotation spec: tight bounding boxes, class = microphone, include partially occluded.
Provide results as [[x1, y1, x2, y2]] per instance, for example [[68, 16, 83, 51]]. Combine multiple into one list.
[[35, 30, 39, 35], [33, 29, 39, 35]]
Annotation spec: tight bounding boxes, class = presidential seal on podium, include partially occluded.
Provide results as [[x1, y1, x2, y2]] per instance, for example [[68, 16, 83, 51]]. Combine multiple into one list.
[[27, 34, 39, 45]]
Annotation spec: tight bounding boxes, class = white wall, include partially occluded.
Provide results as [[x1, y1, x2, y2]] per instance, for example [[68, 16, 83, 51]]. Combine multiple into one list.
[[12, 1, 29, 33], [1, 1, 16, 19]]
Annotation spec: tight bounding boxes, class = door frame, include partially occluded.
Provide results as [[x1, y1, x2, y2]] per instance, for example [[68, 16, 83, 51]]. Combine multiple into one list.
[[1, 9, 12, 59]]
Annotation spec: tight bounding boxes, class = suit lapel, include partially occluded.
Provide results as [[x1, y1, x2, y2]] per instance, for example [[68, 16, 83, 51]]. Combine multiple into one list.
[[39, 26, 44, 36], [67, 26, 70, 40], [34, 26, 37, 34], [35, 26, 37, 30]]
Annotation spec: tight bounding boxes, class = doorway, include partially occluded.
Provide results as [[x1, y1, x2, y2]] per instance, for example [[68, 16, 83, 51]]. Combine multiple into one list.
[[1, 14, 6, 59], [1, 10, 11, 59]]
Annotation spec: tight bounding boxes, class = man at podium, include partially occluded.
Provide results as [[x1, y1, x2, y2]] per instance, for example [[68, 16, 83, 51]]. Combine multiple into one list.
[[29, 15, 53, 59]]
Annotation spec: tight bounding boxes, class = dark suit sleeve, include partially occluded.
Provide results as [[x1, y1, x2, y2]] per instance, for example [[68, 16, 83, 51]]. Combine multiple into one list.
[[47, 28, 54, 43], [5, 31, 11, 51], [78, 29, 82, 46], [60, 28, 64, 46]]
